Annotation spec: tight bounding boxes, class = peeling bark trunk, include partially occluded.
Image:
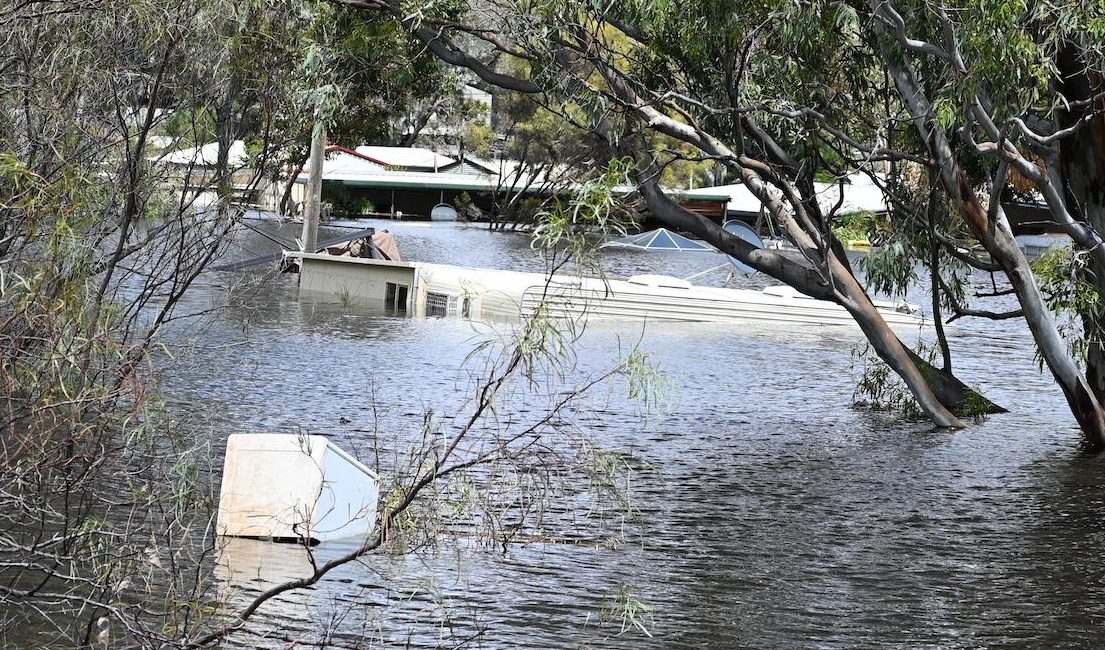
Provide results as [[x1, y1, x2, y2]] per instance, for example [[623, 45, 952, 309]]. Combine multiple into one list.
[[889, 60, 1105, 449], [638, 179, 967, 427], [1056, 46, 1105, 405]]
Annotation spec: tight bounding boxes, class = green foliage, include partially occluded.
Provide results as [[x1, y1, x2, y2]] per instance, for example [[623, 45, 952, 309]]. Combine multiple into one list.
[[464, 122, 495, 158], [265, 0, 454, 175], [1034, 246, 1102, 320], [957, 386, 1003, 419], [162, 108, 216, 148], [852, 338, 995, 419], [852, 343, 925, 419], [1033, 246, 1103, 362], [860, 239, 918, 300], [531, 158, 635, 274], [832, 210, 879, 243], [600, 583, 654, 638], [502, 92, 613, 168], [624, 349, 674, 415], [0, 2, 295, 643], [321, 182, 375, 215]]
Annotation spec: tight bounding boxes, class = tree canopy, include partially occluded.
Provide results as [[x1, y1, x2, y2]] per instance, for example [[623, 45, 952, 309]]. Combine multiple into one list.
[[340, 0, 1105, 447]]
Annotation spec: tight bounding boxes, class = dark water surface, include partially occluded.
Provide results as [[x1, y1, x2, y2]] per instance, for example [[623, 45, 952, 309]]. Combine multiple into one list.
[[161, 219, 1105, 648]]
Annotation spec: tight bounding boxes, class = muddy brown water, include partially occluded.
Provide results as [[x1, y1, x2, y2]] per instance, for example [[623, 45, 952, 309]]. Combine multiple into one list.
[[157, 219, 1105, 648]]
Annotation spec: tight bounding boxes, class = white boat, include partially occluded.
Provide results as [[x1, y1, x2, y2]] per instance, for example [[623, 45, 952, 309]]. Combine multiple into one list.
[[292, 253, 924, 329]]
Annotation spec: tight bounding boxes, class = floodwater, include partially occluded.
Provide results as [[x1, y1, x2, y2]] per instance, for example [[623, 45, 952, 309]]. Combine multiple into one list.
[[162, 219, 1105, 648]]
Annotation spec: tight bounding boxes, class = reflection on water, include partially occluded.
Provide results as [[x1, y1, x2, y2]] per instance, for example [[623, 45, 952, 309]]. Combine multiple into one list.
[[163, 220, 1105, 648], [216, 537, 315, 619]]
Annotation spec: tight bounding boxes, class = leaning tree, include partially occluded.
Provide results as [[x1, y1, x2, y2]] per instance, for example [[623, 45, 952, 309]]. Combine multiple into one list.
[[337, 0, 1105, 448]]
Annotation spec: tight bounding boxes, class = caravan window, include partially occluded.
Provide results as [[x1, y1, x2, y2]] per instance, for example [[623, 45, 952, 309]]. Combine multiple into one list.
[[385, 282, 409, 312], [425, 291, 449, 317]]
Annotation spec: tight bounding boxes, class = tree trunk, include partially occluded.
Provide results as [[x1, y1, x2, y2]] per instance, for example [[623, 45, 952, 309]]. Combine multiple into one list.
[[905, 348, 1006, 415], [213, 91, 236, 208], [637, 178, 968, 427], [279, 152, 308, 217], [889, 59, 1105, 449], [301, 122, 325, 255], [1056, 45, 1105, 405]]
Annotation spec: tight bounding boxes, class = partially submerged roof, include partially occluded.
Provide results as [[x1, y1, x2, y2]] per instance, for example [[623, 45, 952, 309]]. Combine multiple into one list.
[[603, 228, 714, 251]]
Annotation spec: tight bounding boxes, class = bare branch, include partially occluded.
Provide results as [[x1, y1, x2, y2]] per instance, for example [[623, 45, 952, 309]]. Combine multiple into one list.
[[873, 1, 955, 64]]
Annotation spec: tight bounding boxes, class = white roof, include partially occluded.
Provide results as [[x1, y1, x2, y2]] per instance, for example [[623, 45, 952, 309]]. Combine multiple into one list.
[[307, 149, 385, 180], [160, 140, 248, 167], [354, 146, 455, 170], [706, 173, 889, 216], [812, 174, 889, 214], [708, 183, 779, 215]]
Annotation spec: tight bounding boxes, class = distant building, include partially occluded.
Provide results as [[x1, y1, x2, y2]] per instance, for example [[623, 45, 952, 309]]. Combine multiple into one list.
[[155, 139, 277, 207], [290, 144, 728, 222]]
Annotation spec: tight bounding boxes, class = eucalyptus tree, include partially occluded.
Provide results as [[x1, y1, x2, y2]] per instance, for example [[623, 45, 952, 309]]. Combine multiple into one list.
[[847, 0, 1105, 446], [0, 2, 647, 645], [336, 0, 975, 428], [337, 0, 1105, 448], [0, 0, 315, 645], [269, 1, 462, 214]]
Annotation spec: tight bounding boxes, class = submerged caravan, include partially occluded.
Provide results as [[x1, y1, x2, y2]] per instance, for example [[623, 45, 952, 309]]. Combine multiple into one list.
[[291, 249, 924, 329]]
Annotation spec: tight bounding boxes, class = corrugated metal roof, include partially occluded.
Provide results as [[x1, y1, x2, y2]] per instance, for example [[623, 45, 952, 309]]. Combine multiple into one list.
[[354, 146, 455, 169], [312, 150, 385, 177], [160, 140, 248, 167], [297, 149, 729, 202]]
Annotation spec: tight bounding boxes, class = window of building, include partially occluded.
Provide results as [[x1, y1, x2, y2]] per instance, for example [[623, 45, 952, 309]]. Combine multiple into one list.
[[425, 291, 450, 317], [385, 282, 408, 312]]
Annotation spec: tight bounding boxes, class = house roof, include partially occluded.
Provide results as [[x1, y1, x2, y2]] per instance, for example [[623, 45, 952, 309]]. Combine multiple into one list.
[[706, 173, 890, 216], [310, 147, 385, 178], [298, 164, 728, 202], [297, 147, 730, 203], [353, 145, 456, 170], [160, 140, 248, 167], [454, 155, 500, 174]]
